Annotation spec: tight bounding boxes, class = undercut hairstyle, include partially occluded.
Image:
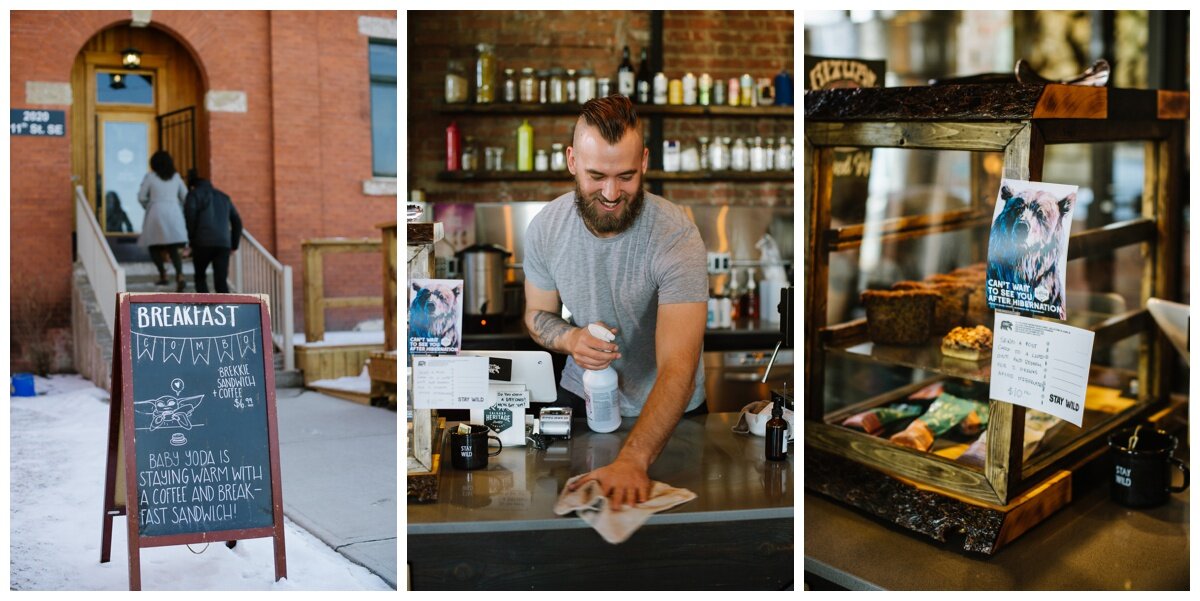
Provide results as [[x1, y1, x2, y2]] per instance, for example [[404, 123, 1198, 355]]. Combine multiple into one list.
[[150, 150, 177, 181], [575, 94, 641, 146]]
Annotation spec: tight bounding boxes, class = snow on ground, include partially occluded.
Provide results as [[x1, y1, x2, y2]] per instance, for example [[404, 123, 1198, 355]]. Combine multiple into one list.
[[9, 374, 391, 591], [308, 367, 372, 395], [293, 330, 384, 349]]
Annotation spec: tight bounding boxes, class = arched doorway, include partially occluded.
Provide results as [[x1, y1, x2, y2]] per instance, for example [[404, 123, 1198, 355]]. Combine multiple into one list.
[[70, 23, 208, 259]]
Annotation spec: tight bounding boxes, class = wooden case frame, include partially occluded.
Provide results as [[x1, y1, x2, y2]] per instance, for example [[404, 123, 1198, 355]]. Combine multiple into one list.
[[803, 84, 1187, 548]]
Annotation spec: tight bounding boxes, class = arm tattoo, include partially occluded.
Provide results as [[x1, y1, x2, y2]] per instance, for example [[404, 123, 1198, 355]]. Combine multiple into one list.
[[528, 310, 575, 353]]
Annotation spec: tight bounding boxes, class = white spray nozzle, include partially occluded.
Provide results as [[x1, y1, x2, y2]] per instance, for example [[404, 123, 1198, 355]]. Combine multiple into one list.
[[587, 323, 616, 342]]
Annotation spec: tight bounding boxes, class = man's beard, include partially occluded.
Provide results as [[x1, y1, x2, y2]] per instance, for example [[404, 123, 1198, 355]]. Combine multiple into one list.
[[573, 181, 646, 235]]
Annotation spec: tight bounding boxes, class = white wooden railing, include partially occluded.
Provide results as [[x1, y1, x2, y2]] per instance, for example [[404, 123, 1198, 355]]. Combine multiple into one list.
[[74, 185, 126, 332], [232, 231, 295, 371]]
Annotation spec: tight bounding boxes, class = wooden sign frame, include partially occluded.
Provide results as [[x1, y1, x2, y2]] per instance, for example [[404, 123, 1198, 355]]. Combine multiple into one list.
[[100, 293, 286, 590]]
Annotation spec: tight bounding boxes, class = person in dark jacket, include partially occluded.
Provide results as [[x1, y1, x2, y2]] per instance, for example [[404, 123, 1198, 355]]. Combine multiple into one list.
[[183, 170, 242, 293]]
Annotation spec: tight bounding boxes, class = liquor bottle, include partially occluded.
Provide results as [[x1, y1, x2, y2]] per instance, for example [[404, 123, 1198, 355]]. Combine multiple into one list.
[[636, 47, 653, 104], [765, 399, 788, 461], [617, 45, 635, 98]]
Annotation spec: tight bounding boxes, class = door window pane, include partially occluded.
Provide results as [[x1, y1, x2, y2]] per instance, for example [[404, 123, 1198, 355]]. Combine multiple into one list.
[[103, 120, 149, 233], [96, 72, 154, 105]]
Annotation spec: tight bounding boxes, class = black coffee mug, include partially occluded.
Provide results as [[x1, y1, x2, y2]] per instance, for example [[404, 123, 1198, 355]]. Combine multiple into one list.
[[450, 424, 502, 470], [1108, 426, 1189, 508]]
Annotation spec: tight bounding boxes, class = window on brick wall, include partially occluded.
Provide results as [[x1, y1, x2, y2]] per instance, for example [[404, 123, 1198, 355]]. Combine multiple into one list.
[[369, 40, 397, 178]]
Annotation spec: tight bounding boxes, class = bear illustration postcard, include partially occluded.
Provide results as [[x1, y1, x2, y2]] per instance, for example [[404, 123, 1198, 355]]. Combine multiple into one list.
[[985, 179, 1078, 320], [409, 278, 464, 355]]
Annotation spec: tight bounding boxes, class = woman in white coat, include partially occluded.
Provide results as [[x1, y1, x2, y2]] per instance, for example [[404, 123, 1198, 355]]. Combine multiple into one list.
[[138, 150, 190, 291]]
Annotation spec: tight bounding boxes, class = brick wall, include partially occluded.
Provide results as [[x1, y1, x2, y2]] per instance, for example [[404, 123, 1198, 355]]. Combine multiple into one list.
[[407, 10, 794, 207], [268, 10, 396, 332], [9, 10, 396, 368]]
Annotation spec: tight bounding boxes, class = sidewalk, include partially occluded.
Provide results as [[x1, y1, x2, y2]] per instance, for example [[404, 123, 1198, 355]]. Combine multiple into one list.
[[274, 388, 397, 589]]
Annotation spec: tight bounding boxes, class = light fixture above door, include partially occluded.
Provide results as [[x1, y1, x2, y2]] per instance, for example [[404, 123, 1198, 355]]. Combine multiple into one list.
[[121, 47, 142, 69]]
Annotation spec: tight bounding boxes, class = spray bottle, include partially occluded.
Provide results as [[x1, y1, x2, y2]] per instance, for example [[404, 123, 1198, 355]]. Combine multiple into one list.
[[581, 323, 622, 433]]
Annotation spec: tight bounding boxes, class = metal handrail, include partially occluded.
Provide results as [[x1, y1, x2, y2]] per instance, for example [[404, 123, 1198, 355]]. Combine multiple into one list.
[[232, 230, 295, 371], [74, 185, 125, 333]]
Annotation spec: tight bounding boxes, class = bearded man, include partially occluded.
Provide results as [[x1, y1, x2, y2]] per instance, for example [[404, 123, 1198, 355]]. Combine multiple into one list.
[[522, 94, 708, 508]]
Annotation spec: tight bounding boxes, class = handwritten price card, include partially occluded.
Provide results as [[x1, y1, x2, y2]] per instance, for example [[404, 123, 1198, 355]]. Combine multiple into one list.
[[989, 313, 1094, 426], [412, 355, 488, 409]]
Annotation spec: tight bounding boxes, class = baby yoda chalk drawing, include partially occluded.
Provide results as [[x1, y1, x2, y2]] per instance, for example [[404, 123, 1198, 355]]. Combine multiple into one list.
[[135, 378, 205, 431]]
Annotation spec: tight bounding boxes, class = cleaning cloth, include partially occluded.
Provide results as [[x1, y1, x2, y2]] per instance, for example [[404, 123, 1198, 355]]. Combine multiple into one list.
[[553, 474, 696, 544]]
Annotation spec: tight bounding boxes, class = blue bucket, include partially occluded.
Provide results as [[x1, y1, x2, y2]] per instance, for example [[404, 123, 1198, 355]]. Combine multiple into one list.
[[11, 373, 36, 397]]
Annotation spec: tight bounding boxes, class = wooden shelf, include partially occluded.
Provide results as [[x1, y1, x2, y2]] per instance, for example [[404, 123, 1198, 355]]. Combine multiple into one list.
[[436, 102, 794, 118], [437, 169, 794, 183], [823, 310, 1136, 384]]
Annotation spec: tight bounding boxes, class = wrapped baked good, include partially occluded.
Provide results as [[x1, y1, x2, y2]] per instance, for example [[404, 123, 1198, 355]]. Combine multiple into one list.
[[941, 325, 993, 361], [861, 288, 938, 345]]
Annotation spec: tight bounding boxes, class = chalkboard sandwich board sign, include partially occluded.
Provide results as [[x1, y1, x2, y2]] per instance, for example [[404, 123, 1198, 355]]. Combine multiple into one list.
[[101, 293, 286, 590]]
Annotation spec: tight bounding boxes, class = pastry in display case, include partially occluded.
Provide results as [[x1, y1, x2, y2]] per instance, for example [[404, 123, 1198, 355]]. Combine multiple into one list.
[[804, 83, 1187, 553]]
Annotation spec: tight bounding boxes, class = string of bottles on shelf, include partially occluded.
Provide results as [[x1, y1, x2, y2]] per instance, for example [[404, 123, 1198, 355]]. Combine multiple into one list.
[[445, 43, 794, 107], [707, 267, 761, 330], [448, 119, 793, 173], [664, 136, 793, 172]]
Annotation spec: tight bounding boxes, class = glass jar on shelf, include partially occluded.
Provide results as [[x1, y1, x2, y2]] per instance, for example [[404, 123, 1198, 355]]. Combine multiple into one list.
[[519, 67, 537, 103], [776, 136, 793, 171], [708, 136, 727, 171], [475, 43, 496, 104], [534, 149, 549, 172], [698, 136, 710, 170], [749, 136, 766, 172], [681, 142, 701, 171], [445, 60, 469, 104], [461, 136, 479, 171], [577, 68, 596, 103], [549, 68, 567, 104], [739, 73, 755, 107], [653, 72, 668, 105], [502, 68, 517, 103], [731, 137, 749, 171], [566, 68, 578, 103], [550, 143, 567, 171], [662, 140, 681, 172], [682, 72, 697, 105], [597, 77, 613, 98], [765, 137, 775, 170], [537, 69, 551, 103]]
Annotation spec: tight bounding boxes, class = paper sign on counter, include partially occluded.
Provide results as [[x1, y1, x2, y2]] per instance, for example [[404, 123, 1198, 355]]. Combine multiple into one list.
[[989, 312, 1094, 427], [412, 356, 488, 409], [471, 384, 529, 447]]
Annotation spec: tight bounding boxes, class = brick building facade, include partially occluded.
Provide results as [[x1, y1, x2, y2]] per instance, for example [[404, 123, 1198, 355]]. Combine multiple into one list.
[[9, 10, 397, 371], [407, 10, 794, 206]]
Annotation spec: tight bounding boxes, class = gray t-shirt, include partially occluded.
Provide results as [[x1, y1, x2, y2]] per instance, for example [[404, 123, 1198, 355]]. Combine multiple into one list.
[[524, 191, 709, 416]]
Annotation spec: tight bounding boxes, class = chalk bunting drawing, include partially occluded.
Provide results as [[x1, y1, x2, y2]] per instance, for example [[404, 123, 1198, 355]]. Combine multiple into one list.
[[134, 329, 259, 365]]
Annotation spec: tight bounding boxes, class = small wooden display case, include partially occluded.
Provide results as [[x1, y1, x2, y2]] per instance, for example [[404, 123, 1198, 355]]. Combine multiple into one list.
[[804, 83, 1187, 553]]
